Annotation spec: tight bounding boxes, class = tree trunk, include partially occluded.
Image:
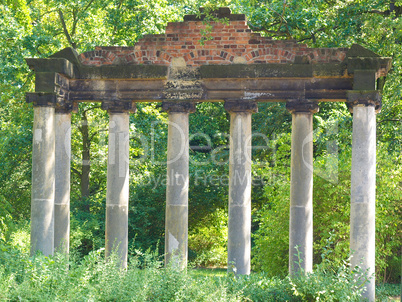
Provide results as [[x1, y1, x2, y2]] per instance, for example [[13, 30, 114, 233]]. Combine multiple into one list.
[[81, 111, 91, 212]]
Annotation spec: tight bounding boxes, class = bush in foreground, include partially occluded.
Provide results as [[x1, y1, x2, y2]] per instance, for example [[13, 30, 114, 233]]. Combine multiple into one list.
[[0, 240, 398, 301]]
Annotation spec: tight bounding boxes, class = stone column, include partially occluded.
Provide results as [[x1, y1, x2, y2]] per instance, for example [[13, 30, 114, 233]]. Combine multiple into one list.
[[162, 101, 195, 270], [30, 103, 56, 256], [54, 105, 72, 254], [286, 100, 319, 275], [347, 92, 380, 302], [224, 100, 258, 275], [103, 101, 135, 268]]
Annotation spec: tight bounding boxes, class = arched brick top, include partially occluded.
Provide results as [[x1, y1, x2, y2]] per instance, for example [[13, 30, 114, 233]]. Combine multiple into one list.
[[79, 48, 119, 65], [79, 9, 348, 67], [183, 49, 233, 65]]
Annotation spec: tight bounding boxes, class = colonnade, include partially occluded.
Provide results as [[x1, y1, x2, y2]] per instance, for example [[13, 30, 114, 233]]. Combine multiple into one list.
[[30, 96, 378, 300]]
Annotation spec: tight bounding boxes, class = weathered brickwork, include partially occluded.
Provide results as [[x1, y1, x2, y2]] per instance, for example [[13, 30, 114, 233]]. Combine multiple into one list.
[[80, 10, 347, 67]]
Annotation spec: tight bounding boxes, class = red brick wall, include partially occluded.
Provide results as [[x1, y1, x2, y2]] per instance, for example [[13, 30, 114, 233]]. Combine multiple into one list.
[[79, 15, 347, 66]]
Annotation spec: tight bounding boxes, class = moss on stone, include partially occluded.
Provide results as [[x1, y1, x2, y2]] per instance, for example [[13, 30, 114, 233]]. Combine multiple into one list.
[[99, 65, 168, 79], [25, 58, 74, 77], [200, 64, 314, 78], [312, 64, 347, 77]]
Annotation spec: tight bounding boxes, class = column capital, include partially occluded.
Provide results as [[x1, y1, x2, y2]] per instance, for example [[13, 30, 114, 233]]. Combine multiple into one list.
[[286, 100, 319, 114], [55, 101, 77, 114], [26, 92, 75, 111], [26, 92, 58, 107], [224, 100, 258, 113], [346, 91, 382, 113], [101, 100, 136, 114], [162, 101, 196, 113]]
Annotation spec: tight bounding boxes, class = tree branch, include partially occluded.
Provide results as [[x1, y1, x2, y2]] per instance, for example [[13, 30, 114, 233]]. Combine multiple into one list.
[[71, 0, 95, 39], [82, 105, 101, 115], [368, 9, 389, 16], [19, 71, 34, 91], [367, 5, 402, 17], [89, 129, 107, 142], [298, 34, 315, 43], [378, 119, 401, 123], [71, 166, 82, 178], [71, 8, 78, 38], [58, 9, 77, 49], [36, 9, 59, 22], [247, 22, 292, 38], [82, 0, 96, 14]]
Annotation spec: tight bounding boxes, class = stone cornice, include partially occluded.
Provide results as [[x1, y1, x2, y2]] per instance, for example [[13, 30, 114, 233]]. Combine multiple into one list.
[[224, 100, 258, 113], [286, 100, 319, 114], [162, 101, 196, 113], [25, 58, 75, 78]]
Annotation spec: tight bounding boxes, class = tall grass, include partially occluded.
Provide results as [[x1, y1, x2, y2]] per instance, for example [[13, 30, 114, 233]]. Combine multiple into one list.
[[0, 237, 399, 301]]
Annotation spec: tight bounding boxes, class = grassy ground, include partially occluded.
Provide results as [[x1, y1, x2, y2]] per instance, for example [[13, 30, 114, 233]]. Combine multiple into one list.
[[191, 268, 401, 302], [0, 244, 400, 301], [189, 267, 227, 278]]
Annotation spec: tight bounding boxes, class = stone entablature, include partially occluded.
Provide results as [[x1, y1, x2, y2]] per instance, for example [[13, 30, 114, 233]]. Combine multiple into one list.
[[79, 9, 347, 67]]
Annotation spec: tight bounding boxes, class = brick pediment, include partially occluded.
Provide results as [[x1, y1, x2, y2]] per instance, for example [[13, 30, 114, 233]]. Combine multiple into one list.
[[79, 8, 347, 67]]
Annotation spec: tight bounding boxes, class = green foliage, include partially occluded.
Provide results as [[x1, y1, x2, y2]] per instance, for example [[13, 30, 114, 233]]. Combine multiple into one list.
[[128, 103, 168, 252], [0, 243, 241, 301], [288, 244, 367, 301], [189, 208, 228, 267], [289, 261, 366, 301], [375, 283, 402, 301], [0, 230, 399, 301], [252, 132, 291, 277], [227, 273, 299, 302], [0, 240, 375, 302], [375, 142, 402, 283]]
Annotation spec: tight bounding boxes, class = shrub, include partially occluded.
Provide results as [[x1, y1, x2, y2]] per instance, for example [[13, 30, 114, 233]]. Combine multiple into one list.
[[375, 283, 401, 301], [289, 261, 366, 301], [188, 208, 228, 267], [0, 239, 395, 302]]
